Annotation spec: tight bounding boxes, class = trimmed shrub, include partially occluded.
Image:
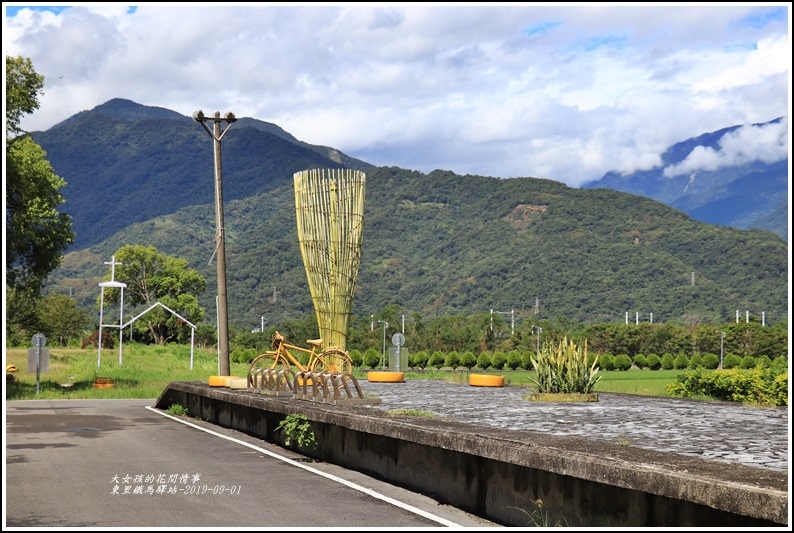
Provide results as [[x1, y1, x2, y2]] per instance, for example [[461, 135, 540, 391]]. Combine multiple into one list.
[[673, 354, 689, 370], [444, 351, 461, 369], [348, 349, 364, 368], [506, 350, 522, 370], [491, 351, 507, 370], [429, 351, 446, 369], [723, 354, 741, 369], [688, 353, 704, 369], [230, 348, 246, 364], [701, 353, 719, 370], [666, 367, 787, 407], [740, 355, 757, 369], [460, 351, 477, 370], [613, 354, 633, 371], [757, 355, 772, 368], [410, 350, 428, 369], [645, 353, 662, 370], [364, 348, 381, 369], [599, 354, 614, 371], [660, 353, 675, 370], [633, 354, 647, 369], [477, 352, 492, 370], [520, 351, 534, 370]]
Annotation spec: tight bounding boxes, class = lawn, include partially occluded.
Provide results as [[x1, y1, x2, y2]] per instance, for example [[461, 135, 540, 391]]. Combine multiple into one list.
[[4, 344, 683, 400]]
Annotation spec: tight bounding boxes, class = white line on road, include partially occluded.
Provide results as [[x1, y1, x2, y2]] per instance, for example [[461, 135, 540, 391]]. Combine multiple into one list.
[[146, 406, 463, 528]]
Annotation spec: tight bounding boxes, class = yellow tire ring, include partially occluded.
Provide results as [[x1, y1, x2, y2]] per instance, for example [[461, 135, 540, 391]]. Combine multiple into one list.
[[367, 371, 405, 383], [208, 375, 226, 387], [228, 377, 248, 390], [469, 374, 505, 387], [92, 378, 116, 389]]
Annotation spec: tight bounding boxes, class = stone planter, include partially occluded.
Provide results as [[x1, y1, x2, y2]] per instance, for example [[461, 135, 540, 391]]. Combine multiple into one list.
[[524, 392, 598, 402]]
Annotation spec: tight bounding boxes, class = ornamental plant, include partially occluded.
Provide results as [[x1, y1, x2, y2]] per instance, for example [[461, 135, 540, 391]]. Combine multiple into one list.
[[529, 337, 601, 394]]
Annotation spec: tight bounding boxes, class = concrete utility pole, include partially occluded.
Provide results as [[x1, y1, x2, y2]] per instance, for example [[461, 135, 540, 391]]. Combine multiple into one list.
[[193, 110, 236, 376], [716, 330, 726, 370], [531, 326, 543, 355], [376, 321, 389, 369]]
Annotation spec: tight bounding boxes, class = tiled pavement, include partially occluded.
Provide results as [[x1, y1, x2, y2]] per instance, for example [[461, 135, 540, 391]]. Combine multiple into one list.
[[355, 378, 789, 473]]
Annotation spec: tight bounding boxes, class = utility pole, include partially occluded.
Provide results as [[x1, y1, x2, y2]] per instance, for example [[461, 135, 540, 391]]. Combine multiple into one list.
[[716, 330, 726, 369], [531, 326, 542, 355], [193, 110, 236, 376], [376, 320, 389, 369]]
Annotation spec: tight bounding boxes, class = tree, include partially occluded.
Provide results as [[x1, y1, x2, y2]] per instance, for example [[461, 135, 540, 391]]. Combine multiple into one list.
[[101, 245, 206, 345], [37, 293, 90, 346], [6, 56, 75, 297], [6, 56, 42, 138], [5, 286, 39, 346]]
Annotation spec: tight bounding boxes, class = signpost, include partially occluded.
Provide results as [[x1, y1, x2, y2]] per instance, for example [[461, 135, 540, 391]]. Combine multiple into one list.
[[390, 332, 406, 372], [32, 333, 46, 395]]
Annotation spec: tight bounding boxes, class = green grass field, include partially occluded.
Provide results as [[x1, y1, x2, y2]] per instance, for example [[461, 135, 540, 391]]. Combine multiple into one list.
[[4, 344, 683, 400]]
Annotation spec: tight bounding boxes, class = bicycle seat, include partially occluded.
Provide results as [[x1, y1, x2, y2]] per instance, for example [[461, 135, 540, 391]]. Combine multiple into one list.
[[306, 339, 324, 347]]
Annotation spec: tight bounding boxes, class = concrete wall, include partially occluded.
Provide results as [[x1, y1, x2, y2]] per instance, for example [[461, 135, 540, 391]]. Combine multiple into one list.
[[155, 382, 787, 527]]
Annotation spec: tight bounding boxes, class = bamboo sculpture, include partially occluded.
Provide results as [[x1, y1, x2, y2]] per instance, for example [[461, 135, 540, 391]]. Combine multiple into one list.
[[294, 169, 366, 352]]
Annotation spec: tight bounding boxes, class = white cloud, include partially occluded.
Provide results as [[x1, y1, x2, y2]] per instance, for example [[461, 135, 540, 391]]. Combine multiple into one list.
[[4, 3, 790, 187], [663, 117, 789, 177]]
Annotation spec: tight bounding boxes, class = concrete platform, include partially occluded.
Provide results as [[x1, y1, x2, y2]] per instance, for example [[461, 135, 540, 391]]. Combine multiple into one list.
[[357, 378, 789, 473], [155, 378, 790, 527]]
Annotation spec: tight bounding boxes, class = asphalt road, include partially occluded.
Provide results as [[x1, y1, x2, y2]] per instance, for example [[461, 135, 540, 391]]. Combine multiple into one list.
[[4, 399, 497, 529]]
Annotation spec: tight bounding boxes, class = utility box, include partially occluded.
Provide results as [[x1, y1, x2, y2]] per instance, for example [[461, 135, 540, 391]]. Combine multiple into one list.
[[388, 347, 409, 372]]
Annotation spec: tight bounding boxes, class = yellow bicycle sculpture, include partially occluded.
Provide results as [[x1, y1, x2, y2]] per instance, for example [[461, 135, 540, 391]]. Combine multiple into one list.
[[249, 331, 353, 375]]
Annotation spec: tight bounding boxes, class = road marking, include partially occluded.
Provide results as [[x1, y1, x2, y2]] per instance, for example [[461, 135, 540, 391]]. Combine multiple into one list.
[[146, 406, 462, 527]]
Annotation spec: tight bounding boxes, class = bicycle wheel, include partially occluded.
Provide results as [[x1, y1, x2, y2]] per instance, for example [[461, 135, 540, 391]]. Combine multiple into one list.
[[311, 349, 353, 374], [249, 351, 290, 373]]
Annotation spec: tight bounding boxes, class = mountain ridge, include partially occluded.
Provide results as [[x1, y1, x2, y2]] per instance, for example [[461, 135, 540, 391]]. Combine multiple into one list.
[[581, 117, 788, 239], [30, 99, 787, 329]]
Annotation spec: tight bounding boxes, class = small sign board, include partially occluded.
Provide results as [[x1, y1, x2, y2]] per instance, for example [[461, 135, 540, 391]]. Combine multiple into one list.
[[391, 332, 405, 347], [27, 333, 50, 374], [388, 346, 409, 372]]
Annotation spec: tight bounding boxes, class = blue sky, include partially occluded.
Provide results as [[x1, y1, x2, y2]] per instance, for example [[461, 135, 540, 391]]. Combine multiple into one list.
[[4, 3, 790, 186]]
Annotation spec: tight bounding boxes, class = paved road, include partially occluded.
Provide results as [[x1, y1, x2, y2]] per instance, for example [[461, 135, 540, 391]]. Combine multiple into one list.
[[4, 399, 497, 529]]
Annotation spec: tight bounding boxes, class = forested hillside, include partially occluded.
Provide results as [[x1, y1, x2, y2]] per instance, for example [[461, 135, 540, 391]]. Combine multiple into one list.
[[30, 98, 373, 250], [47, 166, 788, 331]]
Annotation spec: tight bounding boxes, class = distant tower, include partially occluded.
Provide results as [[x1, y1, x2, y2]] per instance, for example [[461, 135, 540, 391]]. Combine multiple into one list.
[[293, 169, 366, 352]]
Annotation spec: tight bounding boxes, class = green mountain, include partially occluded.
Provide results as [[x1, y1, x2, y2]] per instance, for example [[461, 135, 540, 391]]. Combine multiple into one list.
[[33, 99, 788, 329], [31, 98, 373, 250], [581, 118, 789, 240]]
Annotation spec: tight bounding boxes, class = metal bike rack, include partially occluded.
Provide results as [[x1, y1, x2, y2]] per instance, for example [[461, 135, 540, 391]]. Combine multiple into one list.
[[293, 370, 381, 405], [248, 367, 295, 396]]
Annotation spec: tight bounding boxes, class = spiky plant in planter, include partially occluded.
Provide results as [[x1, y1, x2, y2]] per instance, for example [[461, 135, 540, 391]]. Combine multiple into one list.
[[529, 337, 600, 394]]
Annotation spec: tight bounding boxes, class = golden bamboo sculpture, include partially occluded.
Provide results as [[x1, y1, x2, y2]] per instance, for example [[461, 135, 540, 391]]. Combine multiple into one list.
[[294, 168, 366, 353]]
